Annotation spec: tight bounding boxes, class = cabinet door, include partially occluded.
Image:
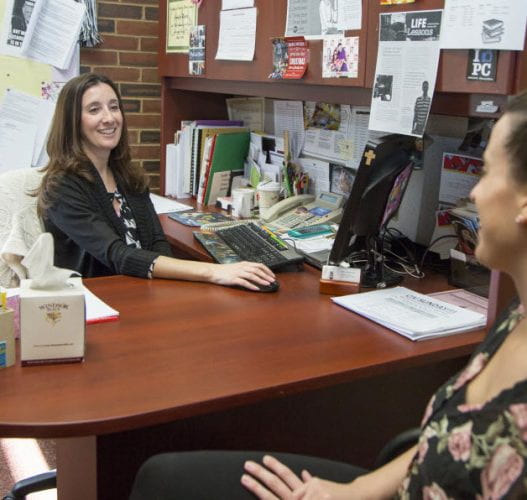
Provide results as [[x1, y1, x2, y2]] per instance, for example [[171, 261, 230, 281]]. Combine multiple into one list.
[[159, 0, 368, 87], [366, 0, 518, 95]]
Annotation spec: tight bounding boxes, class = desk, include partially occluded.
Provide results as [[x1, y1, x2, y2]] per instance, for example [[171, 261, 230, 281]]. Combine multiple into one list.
[[0, 219, 486, 499]]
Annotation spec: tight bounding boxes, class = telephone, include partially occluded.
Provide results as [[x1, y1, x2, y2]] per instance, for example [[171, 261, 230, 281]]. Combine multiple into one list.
[[261, 192, 345, 230]]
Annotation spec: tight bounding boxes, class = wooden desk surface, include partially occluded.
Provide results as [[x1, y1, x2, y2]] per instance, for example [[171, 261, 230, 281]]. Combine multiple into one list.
[[0, 267, 484, 439]]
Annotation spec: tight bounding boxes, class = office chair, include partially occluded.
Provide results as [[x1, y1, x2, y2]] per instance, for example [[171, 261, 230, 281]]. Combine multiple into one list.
[[2, 470, 56, 500], [373, 427, 421, 468], [3, 430, 420, 499]]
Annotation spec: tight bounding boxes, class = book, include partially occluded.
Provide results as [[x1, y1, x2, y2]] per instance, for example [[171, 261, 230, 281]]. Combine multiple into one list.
[[203, 132, 250, 205], [196, 134, 218, 204], [187, 122, 246, 196], [332, 286, 486, 341], [168, 211, 233, 227]]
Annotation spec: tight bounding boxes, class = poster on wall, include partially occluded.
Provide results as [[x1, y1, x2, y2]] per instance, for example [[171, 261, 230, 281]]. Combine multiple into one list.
[[368, 10, 442, 138], [0, 0, 79, 172], [269, 36, 308, 79], [166, 0, 197, 53]]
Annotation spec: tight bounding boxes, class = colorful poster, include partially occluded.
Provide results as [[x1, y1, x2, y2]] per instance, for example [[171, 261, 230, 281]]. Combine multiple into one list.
[[322, 35, 359, 78], [439, 153, 483, 207], [269, 36, 308, 79], [166, 0, 197, 53]]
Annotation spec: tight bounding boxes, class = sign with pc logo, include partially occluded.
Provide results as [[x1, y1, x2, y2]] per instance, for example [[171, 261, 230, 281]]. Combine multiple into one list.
[[466, 49, 497, 82]]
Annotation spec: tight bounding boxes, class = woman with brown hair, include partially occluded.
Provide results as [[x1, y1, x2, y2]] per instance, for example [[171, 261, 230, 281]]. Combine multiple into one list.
[[38, 73, 275, 290]]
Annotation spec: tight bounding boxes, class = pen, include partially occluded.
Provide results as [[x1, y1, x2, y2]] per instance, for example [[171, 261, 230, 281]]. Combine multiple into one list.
[[261, 225, 286, 247], [1, 289, 6, 311]]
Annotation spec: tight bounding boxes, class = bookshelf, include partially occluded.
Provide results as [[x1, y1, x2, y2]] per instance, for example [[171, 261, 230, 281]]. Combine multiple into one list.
[[157, 0, 526, 319]]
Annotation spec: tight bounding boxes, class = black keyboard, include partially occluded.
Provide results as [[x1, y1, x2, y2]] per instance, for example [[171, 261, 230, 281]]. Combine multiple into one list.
[[213, 223, 303, 271]]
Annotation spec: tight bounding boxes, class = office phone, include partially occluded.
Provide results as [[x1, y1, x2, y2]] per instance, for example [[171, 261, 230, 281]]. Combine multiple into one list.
[[261, 192, 345, 230]]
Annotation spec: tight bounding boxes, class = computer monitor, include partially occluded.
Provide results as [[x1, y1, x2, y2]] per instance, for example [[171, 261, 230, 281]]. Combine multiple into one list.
[[328, 135, 414, 288]]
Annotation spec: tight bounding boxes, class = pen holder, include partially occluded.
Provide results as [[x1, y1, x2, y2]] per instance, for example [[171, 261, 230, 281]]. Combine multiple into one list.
[[0, 307, 16, 368]]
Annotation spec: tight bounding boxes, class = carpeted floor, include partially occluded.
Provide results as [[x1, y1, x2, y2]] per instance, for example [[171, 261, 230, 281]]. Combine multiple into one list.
[[0, 438, 56, 499]]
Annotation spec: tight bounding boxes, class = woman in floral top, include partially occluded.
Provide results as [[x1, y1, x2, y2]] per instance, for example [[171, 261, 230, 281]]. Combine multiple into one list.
[[130, 94, 527, 499]]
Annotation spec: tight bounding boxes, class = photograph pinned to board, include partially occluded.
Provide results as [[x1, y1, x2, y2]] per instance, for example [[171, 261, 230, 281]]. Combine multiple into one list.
[[330, 164, 355, 196], [188, 24, 205, 75], [2, 0, 36, 50], [166, 0, 197, 53], [268, 36, 308, 80], [369, 10, 443, 138], [307, 102, 341, 130], [322, 35, 359, 78]]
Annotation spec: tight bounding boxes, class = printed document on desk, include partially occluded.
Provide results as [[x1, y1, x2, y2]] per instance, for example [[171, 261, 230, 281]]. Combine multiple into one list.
[[332, 286, 486, 341], [150, 193, 192, 214]]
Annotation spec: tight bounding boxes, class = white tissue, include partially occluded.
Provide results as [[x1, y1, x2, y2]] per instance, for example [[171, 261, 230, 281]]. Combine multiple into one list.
[[21, 233, 78, 289]]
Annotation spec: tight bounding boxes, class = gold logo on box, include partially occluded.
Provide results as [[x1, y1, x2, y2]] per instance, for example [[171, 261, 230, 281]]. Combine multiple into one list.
[[39, 303, 69, 327]]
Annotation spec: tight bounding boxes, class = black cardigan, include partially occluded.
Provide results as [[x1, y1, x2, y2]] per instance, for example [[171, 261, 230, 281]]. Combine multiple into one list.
[[44, 166, 173, 278]]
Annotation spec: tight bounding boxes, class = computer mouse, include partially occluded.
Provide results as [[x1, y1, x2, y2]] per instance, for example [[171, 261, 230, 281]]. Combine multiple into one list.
[[233, 280, 280, 293], [254, 280, 280, 293]]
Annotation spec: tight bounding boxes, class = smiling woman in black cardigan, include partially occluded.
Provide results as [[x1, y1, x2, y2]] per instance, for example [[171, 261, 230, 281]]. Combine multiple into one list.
[[38, 73, 275, 291]]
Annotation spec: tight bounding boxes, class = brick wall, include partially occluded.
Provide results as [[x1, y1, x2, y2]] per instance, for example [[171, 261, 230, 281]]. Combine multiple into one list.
[[80, 0, 162, 192]]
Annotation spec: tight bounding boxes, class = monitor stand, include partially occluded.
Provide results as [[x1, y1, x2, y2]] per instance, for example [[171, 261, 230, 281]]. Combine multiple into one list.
[[360, 237, 403, 289]]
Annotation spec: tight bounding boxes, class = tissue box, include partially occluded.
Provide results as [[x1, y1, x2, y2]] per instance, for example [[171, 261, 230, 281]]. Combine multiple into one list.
[[20, 277, 86, 366]]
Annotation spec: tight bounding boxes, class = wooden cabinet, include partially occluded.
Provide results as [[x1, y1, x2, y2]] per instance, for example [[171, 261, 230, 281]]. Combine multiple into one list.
[[158, 0, 527, 188]]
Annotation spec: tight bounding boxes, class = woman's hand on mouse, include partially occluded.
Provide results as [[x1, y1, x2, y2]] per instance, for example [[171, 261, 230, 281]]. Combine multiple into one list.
[[209, 261, 276, 290]]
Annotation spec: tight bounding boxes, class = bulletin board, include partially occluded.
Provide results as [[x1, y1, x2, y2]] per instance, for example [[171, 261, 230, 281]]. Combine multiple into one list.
[[0, 0, 53, 101], [0, 0, 79, 172]]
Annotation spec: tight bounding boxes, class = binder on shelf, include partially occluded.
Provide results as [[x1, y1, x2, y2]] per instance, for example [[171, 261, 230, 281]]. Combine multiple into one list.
[[187, 121, 246, 196], [196, 134, 217, 204], [203, 132, 250, 205]]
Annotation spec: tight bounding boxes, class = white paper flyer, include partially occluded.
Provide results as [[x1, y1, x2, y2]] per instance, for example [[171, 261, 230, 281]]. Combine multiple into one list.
[[369, 10, 442, 138]]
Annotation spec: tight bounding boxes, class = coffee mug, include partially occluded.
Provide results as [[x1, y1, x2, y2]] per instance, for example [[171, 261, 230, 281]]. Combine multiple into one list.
[[256, 182, 281, 216], [231, 188, 255, 218]]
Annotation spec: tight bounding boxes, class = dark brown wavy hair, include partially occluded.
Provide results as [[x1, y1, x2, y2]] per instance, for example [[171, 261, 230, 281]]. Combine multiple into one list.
[[37, 73, 148, 214]]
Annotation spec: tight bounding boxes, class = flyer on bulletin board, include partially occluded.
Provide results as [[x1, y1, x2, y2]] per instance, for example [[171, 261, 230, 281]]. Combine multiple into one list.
[[269, 37, 308, 80], [166, 0, 197, 53]]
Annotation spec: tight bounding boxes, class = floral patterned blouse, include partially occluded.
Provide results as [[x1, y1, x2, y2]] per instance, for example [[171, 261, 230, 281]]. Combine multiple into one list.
[[398, 301, 527, 499]]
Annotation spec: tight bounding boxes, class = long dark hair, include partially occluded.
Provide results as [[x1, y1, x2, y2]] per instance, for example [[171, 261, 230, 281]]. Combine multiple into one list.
[[38, 73, 148, 214]]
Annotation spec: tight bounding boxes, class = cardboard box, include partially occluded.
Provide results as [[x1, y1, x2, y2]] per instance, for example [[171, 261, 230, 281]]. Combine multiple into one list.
[[20, 277, 85, 366]]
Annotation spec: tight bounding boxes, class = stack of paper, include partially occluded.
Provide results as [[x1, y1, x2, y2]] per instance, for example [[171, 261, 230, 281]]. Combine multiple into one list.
[[332, 286, 486, 341], [83, 286, 119, 324]]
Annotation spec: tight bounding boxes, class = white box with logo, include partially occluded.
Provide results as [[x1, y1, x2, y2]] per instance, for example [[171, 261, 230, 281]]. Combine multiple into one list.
[[19, 277, 85, 366]]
